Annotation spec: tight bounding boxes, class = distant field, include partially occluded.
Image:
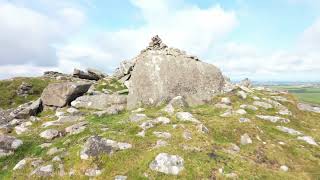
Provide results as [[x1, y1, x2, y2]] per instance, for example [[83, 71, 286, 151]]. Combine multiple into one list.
[[269, 86, 320, 105]]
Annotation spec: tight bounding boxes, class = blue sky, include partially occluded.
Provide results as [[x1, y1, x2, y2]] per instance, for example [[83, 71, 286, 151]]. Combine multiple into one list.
[[0, 0, 319, 81]]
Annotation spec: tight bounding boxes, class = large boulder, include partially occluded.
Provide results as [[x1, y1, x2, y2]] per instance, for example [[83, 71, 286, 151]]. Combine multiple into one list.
[[126, 36, 225, 109], [71, 94, 127, 110], [41, 82, 91, 107], [10, 99, 42, 119]]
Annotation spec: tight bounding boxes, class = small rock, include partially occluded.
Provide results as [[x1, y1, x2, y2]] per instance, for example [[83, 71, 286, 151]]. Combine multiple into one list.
[[66, 107, 79, 115], [154, 140, 168, 148], [235, 109, 247, 115], [39, 143, 52, 149], [52, 156, 61, 162], [152, 117, 171, 124], [31, 164, 53, 177], [221, 97, 231, 105], [47, 147, 63, 155], [162, 104, 175, 115], [240, 133, 252, 145], [197, 124, 209, 133], [183, 131, 192, 140], [13, 159, 27, 170], [65, 122, 87, 135], [240, 104, 258, 111], [256, 115, 290, 123], [85, 168, 102, 177], [132, 108, 145, 113], [253, 101, 273, 109], [153, 132, 172, 139], [176, 112, 200, 123], [237, 91, 247, 99], [214, 103, 232, 109], [129, 114, 148, 122], [239, 118, 251, 123], [115, 175, 127, 180], [136, 130, 145, 137], [276, 126, 303, 136], [149, 153, 184, 175], [280, 165, 289, 172], [220, 109, 233, 117], [39, 129, 59, 140], [297, 136, 318, 146], [226, 143, 240, 154]]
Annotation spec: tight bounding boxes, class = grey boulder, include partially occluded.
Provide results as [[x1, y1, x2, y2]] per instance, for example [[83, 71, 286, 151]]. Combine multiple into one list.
[[71, 94, 126, 110], [41, 82, 91, 107], [149, 153, 184, 175]]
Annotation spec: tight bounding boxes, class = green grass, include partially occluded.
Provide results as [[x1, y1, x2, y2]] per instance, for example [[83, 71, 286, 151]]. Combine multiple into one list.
[[95, 78, 127, 93], [269, 86, 320, 105], [0, 77, 50, 109], [0, 87, 320, 179]]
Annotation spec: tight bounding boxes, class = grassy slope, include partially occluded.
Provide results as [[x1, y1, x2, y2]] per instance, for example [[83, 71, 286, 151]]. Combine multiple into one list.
[[269, 86, 320, 105], [0, 77, 50, 109], [1, 88, 319, 179]]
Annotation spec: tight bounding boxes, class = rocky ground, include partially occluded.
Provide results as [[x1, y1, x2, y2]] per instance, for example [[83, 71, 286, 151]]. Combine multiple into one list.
[[0, 36, 320, 179]]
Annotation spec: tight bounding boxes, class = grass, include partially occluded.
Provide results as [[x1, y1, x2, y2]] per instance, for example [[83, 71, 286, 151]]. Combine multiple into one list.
[[269, 85, 320, 105], [0, 85, 319, 179], [95, 78, 127, 93], [0, 77, 50, 109]]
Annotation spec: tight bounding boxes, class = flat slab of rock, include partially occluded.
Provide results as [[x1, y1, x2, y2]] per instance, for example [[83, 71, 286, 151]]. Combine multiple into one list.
[[176, 112, 200, 123], [71, 94, 127, 110], [297, 136, 318, 146], [65, 122, 88, 135], [277, 126, 303, 136], [39, 129, 59, 140], [31, 164, 53, 177], [41, 82, 91, 107], [80, 136, 132, 160], [256, 115, 290, 123], [253, 101, 273, 109], [149, 153, 184, 175], [297, 103, 320, 113]]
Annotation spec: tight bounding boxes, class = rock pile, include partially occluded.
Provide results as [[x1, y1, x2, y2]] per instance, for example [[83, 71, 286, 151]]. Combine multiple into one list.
[[16, 82, 33, 96]]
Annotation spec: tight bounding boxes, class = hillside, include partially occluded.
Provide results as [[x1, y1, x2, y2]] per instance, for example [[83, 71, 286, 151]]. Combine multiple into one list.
[[0, 36, 319, 180]]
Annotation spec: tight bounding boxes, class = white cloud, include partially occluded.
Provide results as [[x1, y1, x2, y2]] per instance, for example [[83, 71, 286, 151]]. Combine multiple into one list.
[[0, 2, 85, 64]]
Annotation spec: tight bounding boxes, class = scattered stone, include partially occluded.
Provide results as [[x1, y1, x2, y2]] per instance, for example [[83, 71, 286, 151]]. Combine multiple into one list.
[[297, 103, 320, 113], [52, 156, 61, 162], [256, 115, 290, 123], [252, 96, 261, 100], [297, 136, 318, 146], [47, 147, 64, 156], [176, 112, 200, 123], [225, 143, 240, 154], [278, 108, 292, 116], [253, 101, 273, 109], [31, 164, 53, 177], [71, 94, 127, 110], [239, 118, 251, 123], [280, 165, 289, 172], [220, 109, 233, 118], [240, 133, 252, 145], [154, 140, 168, 148], [214, 103, 232, 110], [153, 132, 172, 139], [129, 113, 148, 122], [80, 136, 132, 160], [66, 107, 80, 115], [140, 121, 154, 130], [149, 153, 184, 175], [115, 175, 127, 180], [85, 168, 102, 177], [0, 135, 23, 157], [272, 96, 289, 102], [16, 82, 33, 96], [13, 159, 27, 170], [39, 143, 52, 149], [237, 91, 247, 99], [136, 130, 145, 137], [197, 124, 209, 133], [132, 108, 145, 113], [235, 109, 247, 115], [221, 97, 231, 105], [40, 129, 59, 140], [73, 68, 100, 80], [240, 104, 258, 111], [276, 126, 303, 136], [182, 131, 192, 140], [162, 104, 175, 115], [10, 99, 42, 119], [65, 122, 88, 135], [278, 142, 285, 145], [168, 96, 188, 109], [225, 172, 238, 178], [41, 82, 91, 107], [15, 124, 29, 135], [152, 117, 171, 124]]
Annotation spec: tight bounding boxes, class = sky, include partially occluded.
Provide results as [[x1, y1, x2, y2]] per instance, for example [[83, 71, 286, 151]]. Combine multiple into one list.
[[0, 0, 320, 82]]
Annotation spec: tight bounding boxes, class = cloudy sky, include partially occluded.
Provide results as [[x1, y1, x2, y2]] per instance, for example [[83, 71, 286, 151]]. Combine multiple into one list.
[[0, 0, 319, 82]]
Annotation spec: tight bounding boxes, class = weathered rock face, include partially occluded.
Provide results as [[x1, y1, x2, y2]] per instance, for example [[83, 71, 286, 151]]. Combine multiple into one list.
[[71, 94, 127, 110], [41, 82, 91, 107], [72, 68, 105, 80], [126, 36, 225, 109]]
